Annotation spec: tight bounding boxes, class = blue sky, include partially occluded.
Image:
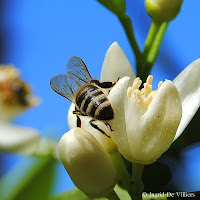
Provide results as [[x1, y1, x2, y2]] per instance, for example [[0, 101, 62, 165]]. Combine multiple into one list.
[[2, 0, 200, 194]]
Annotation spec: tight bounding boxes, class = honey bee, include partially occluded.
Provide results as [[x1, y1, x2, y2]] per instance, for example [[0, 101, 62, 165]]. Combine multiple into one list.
[[50, 56, 114, 137]]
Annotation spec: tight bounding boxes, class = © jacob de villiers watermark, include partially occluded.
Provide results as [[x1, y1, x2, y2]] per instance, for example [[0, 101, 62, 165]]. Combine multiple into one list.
[[142, 192, 195, 198]]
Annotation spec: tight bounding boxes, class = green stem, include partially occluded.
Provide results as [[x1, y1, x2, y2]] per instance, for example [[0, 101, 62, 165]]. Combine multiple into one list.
[[143, 21, 162, 59], [132, 163, 144, 200], [105, 190, 120, 200], [110, 150, 134, 200], [118, 14, 142, 71], [138, 20, 168, 82], [146, 21, 168, 64]]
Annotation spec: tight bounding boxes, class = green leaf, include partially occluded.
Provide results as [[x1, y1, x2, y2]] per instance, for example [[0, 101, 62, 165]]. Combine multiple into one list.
[[50, 188, 107, 200], [97, 0, 125, 15], [0, 156, 56, 200], [50, 188, 89, 200], [114, 185, 131, 200], [50, 185, 131, 200]]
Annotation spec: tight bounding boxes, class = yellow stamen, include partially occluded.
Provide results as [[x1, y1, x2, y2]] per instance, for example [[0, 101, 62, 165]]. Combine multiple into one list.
[[128, 75, 163, 108], [132, 77, 142, 91], [143, 95, 153, 107], [141, 83, 152, 95], [133, 89, 141, 101], [146, 75, 153, 85], [127, 87, 132, 98], [158, 81, 163, 88]]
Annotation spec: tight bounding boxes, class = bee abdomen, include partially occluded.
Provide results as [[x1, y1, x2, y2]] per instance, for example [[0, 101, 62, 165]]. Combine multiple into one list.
[[85, 93, 107, 116], [76, 84, 98, 108], [75, 84, 114, 121], [94, 100, 114, 120]]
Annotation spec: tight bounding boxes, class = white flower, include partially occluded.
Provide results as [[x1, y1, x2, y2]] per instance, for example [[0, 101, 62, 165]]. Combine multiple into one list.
[[68, 42, 200, 164], [106, 42, 200, 164], [0, 65, 42, 156], [58, 128, 117, 197], [108, 76, 182, 164]]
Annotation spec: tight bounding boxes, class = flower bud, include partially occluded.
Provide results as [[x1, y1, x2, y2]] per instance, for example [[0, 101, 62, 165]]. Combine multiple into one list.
[[145, 0, 183, 22], [58, 128, 117, 197], [68, 103, 116, 153]]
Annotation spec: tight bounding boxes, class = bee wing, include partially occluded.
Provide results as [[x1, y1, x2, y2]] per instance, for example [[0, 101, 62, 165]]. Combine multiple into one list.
[[50, 74, 76, 102], [67, 56, 92, 86]]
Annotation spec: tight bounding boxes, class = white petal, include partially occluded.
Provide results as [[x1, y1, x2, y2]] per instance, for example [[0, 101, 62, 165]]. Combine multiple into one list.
[[0, 122, 40, 154], [128, 80, 182, 164], [108, 77, 132, 161], [68, 103, 78, 129], [59, 128, 117, 197], [100, 42, 136, 84], [68, 103, 116, 153], [173, 59, 200, 140]]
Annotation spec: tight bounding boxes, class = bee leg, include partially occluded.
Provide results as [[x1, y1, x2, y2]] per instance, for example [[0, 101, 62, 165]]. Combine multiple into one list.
[[73, 110, 82, 115], [99, 78, 121, 88], [99, 81, 113, 88], [89, 119, 111, 138], [73, 110, 88, 117], [105, 122, 114, 132], [77, 115, 81, 128], [72, 109, 83, 128]]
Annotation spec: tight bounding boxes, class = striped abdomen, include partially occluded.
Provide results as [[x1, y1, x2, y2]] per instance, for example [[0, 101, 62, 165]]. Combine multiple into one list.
[[75, 84, 114, 120]]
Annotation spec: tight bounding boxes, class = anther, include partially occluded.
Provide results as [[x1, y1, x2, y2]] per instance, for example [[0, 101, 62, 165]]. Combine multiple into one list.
[[132, 77, 142, 91], [146, 75, 153, 85], [144, 95, 153, 106], [127, 87, 132, 98], [158, 81, 163, 88], [133, 89, 141, 101], [141, 83, 152, 95], [148, 91, 157, 99]]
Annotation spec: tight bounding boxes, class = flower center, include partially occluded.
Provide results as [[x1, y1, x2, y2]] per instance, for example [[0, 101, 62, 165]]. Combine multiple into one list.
[[127, 75, 163, 107]]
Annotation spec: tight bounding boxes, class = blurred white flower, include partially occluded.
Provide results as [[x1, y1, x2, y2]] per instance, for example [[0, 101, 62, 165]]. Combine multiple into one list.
[[0, 122, 40, 154], [0, 65, 42, 156]]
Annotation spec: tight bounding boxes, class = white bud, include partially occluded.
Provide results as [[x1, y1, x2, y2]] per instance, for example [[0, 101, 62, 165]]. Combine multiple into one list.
[[58, 128, 117, 197]]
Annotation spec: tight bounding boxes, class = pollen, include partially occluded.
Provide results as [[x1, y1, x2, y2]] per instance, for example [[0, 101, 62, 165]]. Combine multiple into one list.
[[128, 75, 162, 107]]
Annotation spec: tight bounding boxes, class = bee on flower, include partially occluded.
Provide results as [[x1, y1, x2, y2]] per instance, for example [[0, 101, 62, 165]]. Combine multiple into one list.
[[55, 42, 200, 197]]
